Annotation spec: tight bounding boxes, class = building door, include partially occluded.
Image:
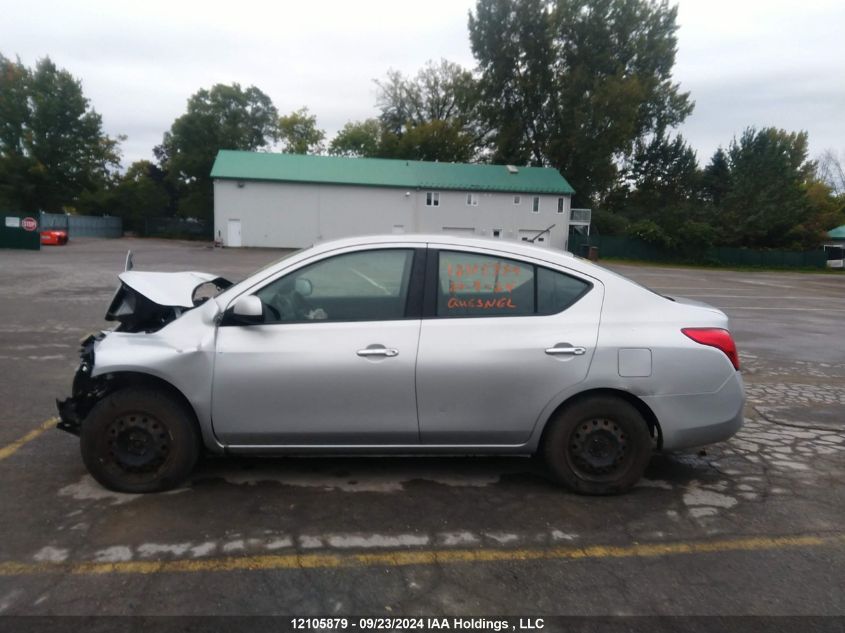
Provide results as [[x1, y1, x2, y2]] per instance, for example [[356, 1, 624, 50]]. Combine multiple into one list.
[[227, 219, 242, 247]]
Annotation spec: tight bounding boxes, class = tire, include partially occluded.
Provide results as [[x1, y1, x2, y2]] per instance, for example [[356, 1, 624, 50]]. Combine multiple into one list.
[[80, 387, 200, 493], [543, 395, 653, 495]]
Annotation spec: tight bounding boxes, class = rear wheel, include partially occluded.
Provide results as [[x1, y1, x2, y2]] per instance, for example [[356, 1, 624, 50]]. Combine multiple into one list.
[[543, 395, 653, 495], [80, 387, 199, 493]]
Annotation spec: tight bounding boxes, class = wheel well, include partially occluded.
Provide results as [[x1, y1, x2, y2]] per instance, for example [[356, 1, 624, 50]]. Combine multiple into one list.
[[539, 388, 662, 450], [97, 372, 202, 434]]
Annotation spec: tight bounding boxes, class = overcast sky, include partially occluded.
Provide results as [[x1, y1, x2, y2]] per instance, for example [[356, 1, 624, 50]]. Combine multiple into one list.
[[3, 0, 843, 169]]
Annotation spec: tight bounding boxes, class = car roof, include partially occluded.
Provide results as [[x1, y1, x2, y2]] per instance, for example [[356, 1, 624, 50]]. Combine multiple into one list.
[[310, 233, 578, 262], [216, 233, 621, 306]]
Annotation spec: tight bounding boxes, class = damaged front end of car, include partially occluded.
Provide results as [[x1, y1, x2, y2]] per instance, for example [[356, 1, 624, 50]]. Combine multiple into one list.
[[56, 333, 104, 436], [106, 270, 232, 334], [56, 266, 231, 436]]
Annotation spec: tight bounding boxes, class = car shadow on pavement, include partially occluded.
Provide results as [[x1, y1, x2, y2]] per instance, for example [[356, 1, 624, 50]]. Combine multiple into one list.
[[189, 454, 554, 492], [187, 451, 716, 496]]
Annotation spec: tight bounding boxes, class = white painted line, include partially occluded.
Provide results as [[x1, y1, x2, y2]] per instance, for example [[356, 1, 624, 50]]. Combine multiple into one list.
[[722, 307, 845, 312], [737, 280, 796, 288], [326, 534, 430, 549], [5, 533, 841, 576], [673, 295, 845, 300]]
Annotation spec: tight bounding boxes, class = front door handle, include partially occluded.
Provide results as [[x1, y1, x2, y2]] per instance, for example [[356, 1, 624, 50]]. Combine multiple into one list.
[[357, 347, 399, 358], [545, 345, 586, 356]]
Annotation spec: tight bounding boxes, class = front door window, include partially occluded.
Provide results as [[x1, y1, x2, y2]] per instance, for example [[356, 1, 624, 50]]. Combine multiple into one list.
[[255, 249, 414, 323]]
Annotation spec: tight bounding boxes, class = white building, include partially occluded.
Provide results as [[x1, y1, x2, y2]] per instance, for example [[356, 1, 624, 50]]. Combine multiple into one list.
[[211, 150, 588, 250]]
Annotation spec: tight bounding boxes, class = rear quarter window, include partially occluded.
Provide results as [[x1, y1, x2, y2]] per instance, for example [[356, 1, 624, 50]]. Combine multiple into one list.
[[537, 267, 591, 314]]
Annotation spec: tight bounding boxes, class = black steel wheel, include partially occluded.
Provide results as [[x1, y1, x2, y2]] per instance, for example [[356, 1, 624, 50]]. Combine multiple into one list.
[[543, 395, 652, 495], [81, 387, 199, 493], [107, 413, 171, 473]]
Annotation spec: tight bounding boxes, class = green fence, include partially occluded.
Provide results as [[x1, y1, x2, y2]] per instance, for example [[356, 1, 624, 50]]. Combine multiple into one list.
[[40, 212, 122, 238], [143, 217, 210, 240], [570, 235, 827, 269], [1, 214, 41, 250]]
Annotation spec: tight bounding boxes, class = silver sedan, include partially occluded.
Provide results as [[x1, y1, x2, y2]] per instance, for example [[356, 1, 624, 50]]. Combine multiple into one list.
[[57, 234, 744, 495]]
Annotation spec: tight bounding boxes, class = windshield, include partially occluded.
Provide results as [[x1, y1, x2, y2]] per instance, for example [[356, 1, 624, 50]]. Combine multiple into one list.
[[240, 247, 305, 283]]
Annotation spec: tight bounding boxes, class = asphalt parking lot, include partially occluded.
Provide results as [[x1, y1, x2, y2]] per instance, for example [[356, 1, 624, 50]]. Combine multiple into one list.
[[0, 238, 843, 616]]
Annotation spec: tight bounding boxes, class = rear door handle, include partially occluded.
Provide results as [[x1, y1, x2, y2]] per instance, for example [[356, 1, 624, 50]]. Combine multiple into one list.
[[357, 347, 399, 358], [545, 345, 586, 356]]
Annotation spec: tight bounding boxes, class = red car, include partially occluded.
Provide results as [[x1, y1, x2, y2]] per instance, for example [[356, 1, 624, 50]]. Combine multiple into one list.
[[40, 230, 68, 245]]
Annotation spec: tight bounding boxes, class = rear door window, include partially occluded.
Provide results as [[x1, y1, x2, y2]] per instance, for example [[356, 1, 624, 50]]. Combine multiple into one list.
[[435, 250, 590, 318], [437, 251, 535, 317]]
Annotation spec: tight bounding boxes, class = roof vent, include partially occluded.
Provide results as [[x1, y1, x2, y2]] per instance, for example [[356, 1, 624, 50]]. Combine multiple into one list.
[[506, 165, 519, 174]]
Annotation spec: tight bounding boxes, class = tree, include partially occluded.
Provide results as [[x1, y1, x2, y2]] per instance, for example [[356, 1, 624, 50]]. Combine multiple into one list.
[[328, 119, 382, 157], [817, 149, 845, 197], [326, 61, 485, 163], [278, 107, 325, 155], [118, 161, 171, 232], [379, 118, 478, 163], [720, 127, 816, 248], [0, 55, 33, 211], [156, 83, 278, 221], [701, 148, 730, 207], [374, 59, 485, 162], [469, 0, 693, 205], [0, 55, 122, 212], [609, 132, 711, 250], [75, 161, 171, 233], [620, 133, 700, 215]]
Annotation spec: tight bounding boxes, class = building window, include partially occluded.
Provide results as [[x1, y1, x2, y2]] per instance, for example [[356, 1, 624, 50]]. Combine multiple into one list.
[[426, 192, 440, 207], [532, 196, 540, 213], [557, 197, 565, 214], [492, 229, 502, 238], [466, 193, 479, 206], [513, 195, 521, 205]]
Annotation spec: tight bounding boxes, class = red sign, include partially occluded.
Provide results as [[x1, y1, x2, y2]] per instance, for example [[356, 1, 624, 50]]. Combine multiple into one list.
[[21, 217, 37, 231]]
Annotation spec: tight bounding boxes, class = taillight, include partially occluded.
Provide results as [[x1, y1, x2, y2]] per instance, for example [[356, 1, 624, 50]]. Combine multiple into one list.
[[682, 328, 740, 370]]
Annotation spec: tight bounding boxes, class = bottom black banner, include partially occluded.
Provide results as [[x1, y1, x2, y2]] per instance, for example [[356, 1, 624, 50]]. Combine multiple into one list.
[[0, 616, 843, 633]]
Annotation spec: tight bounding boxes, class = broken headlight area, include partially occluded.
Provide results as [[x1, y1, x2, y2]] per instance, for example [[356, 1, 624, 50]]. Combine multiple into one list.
[[56, 269, 232, 435], [56, 333, 105, 436]]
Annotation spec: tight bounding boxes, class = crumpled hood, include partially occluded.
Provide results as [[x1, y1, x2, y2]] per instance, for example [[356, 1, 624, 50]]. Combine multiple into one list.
[[118, 271, 228, 308], [106, 271, 231, 333]]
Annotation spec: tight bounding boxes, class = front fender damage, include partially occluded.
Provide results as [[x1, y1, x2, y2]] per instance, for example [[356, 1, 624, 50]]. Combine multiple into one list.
[[56, 333, 105, 436], [55, 300, 221, 449], [56, 263, 229, 437]]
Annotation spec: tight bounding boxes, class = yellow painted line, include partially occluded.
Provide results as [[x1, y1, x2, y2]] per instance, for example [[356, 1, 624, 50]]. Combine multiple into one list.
[[0, 533, 841, 577], [0, 418, 57, 462]]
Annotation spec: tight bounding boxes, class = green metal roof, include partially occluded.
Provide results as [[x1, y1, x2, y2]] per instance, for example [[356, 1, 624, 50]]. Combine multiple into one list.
[[828, 225, 845, 239], [210, 150, 575, 195]]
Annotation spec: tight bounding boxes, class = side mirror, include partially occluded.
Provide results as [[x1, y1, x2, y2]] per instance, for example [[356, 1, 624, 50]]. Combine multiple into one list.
[[295, 278, 313, 297], [230, 295, 264, 324]]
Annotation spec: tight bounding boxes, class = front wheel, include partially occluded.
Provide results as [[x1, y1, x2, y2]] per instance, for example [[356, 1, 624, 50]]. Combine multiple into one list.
[[80, 387, 200, 493], [543, 395, 653, 495]]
